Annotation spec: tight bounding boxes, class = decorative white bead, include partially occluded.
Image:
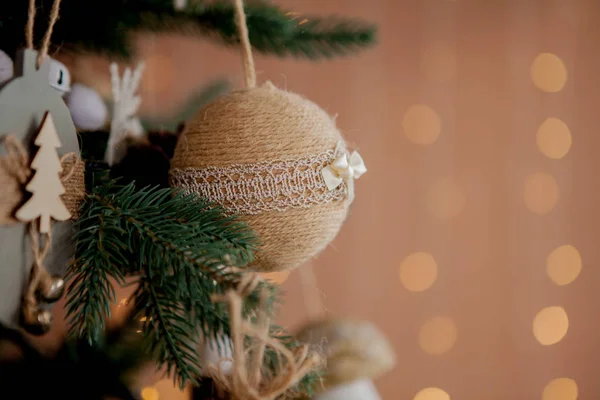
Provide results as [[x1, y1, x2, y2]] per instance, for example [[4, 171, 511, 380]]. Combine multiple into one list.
[[201, 335, 234, 376], [48, 58, 71, 95], [0, 50, 14, 85], [66, 83, 109, 131], [314, 379, 381, 400], [174, 0, 187, 10]]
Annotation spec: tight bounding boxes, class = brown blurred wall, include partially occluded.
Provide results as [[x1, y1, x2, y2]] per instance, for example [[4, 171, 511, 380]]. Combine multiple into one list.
[[47, 0, 600, 399]]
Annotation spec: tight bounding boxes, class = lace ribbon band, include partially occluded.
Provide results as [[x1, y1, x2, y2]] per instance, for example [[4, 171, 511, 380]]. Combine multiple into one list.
[[170, 149, 349, 215]]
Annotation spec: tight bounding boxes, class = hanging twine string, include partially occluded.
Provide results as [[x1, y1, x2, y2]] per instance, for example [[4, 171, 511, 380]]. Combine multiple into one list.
[[298, 264, 327, 321], [25, 0, 63, 66], [23, 221, 53, 308], [233, 0, 257, 89], [26, 0, 36, 50], [208, 274, 321, 399], [38, 0, 62, 64]]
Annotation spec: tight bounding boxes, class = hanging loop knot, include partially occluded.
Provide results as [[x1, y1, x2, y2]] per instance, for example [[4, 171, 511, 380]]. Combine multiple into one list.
[[321, 149, 367, 203]]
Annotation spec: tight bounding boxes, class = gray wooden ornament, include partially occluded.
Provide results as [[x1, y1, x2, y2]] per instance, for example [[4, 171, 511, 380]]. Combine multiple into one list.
[[0, 48, 79, 329]]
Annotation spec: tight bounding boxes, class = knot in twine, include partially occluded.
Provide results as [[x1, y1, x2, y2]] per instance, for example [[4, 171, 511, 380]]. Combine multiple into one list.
[[208, 274, 322, 400]]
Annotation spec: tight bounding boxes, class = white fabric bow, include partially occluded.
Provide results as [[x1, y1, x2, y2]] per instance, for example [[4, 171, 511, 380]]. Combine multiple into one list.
[[321, 151, 367, 203]]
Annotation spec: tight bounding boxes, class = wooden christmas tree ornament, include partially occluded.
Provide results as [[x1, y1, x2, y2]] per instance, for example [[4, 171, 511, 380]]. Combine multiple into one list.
[[16, 113, 72, 233], [170, 0, 367, 272]]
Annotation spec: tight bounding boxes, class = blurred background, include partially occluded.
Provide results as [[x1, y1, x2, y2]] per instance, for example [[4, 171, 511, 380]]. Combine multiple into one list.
[[40, 0, 599, 399]]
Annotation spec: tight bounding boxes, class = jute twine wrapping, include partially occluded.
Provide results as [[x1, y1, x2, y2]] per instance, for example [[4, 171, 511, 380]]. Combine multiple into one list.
[[0, 136, 85, 225], [59, 153, 85, 218], [170, 83, 350, 272], [208, 275, 323, 400]]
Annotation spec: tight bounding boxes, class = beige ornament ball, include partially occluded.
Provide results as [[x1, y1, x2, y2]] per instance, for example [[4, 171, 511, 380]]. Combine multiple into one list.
[[170, 82, 365, 272], [296, 318, 396, 399]]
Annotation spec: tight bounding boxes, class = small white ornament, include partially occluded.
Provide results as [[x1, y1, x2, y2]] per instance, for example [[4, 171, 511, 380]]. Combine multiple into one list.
[[66, 83, 109, 131], [106, 62, 146, 165], [0, 50, 14, 85], [314, 379, 381, 400], [201, 335, 234, 375], [174, 0, 187, 10], [47, 58, 71, 96]]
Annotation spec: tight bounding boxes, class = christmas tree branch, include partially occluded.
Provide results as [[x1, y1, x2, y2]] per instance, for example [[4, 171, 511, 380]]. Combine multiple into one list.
[[65, 182, 260, 386], [65, 196, 127, 343], [133, 275, 201, 386], [0, 0, 376, 60], [182, 2, 377, 59]]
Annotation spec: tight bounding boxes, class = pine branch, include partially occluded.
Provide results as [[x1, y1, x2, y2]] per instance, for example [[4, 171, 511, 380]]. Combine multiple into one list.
[[64, 182, 321, 392], [65, 193, 128, 343], [0, 0, 376, 60], [133, 275, 201, 386], [184, 2, 377, 59], [65, 182, 260, 386]]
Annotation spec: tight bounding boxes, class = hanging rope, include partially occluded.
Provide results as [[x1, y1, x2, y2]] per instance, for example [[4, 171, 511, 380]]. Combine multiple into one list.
[[38, 0, 62, 64], [25, 0, 36, 50], [24, 221, 53, 308], [233, 0, 257, 89], [25, 0, 63, 66], [299, 264, 327, 321], [208, 275, 321, 400]]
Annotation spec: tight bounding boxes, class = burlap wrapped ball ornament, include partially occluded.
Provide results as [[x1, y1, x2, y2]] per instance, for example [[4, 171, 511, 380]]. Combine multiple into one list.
[[170, 0, 366, 272]]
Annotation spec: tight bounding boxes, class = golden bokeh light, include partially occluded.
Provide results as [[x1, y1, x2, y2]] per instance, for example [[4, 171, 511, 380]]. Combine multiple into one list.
[[399, 252, 438, 292], [403, 104, 441, 145], [542, 378, 578, 400], [140, 387, 159, 400], [421, 42, 457, 82], [524, 173, 559, 214], [547, 245, 582, 286], [414, 387, 451, 400], [419, 316, 458, 355], [426, 179, 466, 219], [531, 53, 568, 93], [536, 118, 572, 160], [533, 306, 569, 345], [261, 270, 291, 285], [154, 379, 191, 399]]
